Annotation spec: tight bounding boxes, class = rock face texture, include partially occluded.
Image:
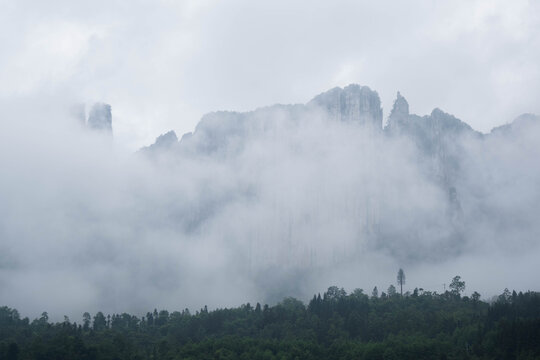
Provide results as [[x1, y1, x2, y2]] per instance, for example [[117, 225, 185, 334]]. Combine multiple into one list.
[[379, 93, 479, 253], [309, 84, 383, 129], [144, 84, 384, 156], [141, 85, 537, 206], [387, 91, 409, 132], [384, 92, 479, 186], [88, 103, 112, 134], [491, 113, 540, 136], [139, 130, 178, 155], [153, 130, 178, 147]]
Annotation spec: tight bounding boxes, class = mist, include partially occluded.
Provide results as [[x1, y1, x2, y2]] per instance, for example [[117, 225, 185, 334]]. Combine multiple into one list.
[[1, 86, 539, 322], [2, 0, 540, 150]]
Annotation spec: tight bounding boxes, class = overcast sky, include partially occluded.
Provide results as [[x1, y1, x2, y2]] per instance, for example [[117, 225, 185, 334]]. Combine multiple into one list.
[[1, 0, 539, 150]]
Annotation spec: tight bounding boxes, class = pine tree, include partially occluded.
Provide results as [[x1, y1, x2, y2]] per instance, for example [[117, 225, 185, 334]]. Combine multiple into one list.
[[397, 268, 406, 296]]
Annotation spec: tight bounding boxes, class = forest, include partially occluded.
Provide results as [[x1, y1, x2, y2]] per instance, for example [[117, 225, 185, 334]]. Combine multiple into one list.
[[1, 277, 539, 360]]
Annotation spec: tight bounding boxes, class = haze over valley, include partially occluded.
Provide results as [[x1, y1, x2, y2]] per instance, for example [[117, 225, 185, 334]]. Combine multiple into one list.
[[1, 84, 539, 321]]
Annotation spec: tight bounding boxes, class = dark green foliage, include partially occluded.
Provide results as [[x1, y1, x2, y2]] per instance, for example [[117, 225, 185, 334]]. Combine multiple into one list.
[[449, 276, 466, 295], [0, 288, 539, 359]]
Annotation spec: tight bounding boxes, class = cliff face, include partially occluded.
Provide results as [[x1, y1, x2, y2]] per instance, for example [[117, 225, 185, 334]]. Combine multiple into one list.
[[88, 103, 112, 134], [141, 85, 537, 207], [138, 84, 539, 264], [146, 85, 383, 156], [490, 113, 540, 136], [384, 92, 480, 185], [71, 102, 113, 135], [380, 93, 480, 254], [387, 91, 409, 132], [308, 84, 383, 129], [140, 130, 178, 153]]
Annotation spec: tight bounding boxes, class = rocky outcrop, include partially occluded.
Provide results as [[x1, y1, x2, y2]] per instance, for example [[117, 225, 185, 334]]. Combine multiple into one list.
[[133, 84, 540, 265], [152, 130, 178, 148], [308, 84, 383, 129], [387, 91, 409, 132], [491, 113, 540, 136], [140, 130, 178, 155], [384, 95, 480, 184], [88, 103, 112, 134], [164, 84, 383, 156]]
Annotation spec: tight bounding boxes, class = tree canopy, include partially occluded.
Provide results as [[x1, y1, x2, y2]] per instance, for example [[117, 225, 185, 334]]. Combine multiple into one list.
[[450, 275, 466, 295], [1, 283, 539, 360]]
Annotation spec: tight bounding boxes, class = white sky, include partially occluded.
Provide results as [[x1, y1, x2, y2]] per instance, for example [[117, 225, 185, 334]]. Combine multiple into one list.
[[1, 0, 539, 150]]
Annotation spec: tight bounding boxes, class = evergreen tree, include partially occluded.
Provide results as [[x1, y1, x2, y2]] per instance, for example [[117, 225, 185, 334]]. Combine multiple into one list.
[[387, 285, 397, 297], [449, 276, 465, 296], [93, 312, 107, 331], [397, 269, 406, 296], [1, 286, 539, 359], [83, 312, 91, 331]]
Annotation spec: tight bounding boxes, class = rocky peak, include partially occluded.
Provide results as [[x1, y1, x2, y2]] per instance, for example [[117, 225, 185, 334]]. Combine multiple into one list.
[[428, 108, 474, 135], [430, 108, 447, 119], [491, 113, 540, 135], [154, 130, 178, 148], [308, 84, 383, 129], [387, 91, 409, 131], [140, 130, 179, 155], [88, 103, 112, 134]]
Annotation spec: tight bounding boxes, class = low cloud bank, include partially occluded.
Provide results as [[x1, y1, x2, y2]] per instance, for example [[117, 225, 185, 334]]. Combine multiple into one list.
[[1, 87, 539, 321]]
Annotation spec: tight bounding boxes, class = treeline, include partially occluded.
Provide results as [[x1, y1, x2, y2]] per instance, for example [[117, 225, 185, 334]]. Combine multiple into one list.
[[1, 287, 539, 359]]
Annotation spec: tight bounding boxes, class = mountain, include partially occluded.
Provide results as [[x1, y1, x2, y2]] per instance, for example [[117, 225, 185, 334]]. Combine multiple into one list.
[[136, 84, 539, 267], [143, 85, 500, 162], [4, 84, 539, 312], [490, 113, 540, 136], [70, 102, 114, 134], [308, 84, 383, 128], [139, 130, 178, 155]]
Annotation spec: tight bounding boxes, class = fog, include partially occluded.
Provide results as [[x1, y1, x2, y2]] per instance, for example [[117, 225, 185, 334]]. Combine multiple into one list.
[[1, 87, 539, 322], [2, 0, 540, 150], [1, 0, 540, 323]]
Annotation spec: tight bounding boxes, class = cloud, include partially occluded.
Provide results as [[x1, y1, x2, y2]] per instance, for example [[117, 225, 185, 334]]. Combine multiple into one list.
[[0, 1, 539, 321], [1, 86, 539, 322], [1, 0, 539, 150]]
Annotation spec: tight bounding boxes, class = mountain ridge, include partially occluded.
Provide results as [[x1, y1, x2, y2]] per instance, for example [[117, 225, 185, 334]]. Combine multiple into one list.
[[142, 84, 535, 152], [134, 84, 540, 266]]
